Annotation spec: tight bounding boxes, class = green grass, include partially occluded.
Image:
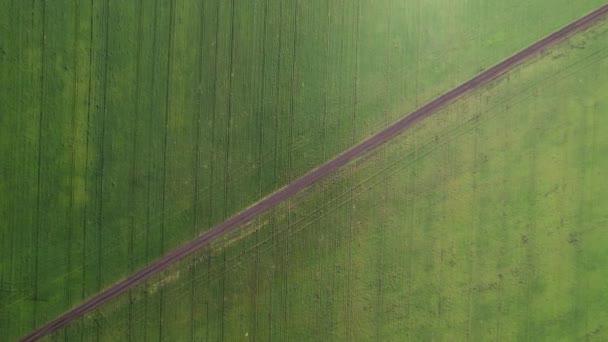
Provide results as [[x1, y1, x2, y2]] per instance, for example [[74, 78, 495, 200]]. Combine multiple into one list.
[[50, 12, 608, 341], [1, 0, 607, 340]]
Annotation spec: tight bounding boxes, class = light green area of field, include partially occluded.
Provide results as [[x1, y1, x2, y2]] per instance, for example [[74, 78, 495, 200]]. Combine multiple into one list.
[[1, 0, 607, 340], [52, 15, 608, 341]]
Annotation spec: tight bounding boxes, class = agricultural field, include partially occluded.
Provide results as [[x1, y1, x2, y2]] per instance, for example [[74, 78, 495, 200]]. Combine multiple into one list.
[[44, 13, 608, 341], [1, 0, 607, 341]]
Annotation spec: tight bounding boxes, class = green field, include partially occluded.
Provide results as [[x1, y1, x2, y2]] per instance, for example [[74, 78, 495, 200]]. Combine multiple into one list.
[[1, 0, 607, 341], [44, 15, 608, 341]]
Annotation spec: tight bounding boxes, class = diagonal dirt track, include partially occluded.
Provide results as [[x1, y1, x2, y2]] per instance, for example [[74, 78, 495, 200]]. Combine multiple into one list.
[[20, 4, 608, 341]]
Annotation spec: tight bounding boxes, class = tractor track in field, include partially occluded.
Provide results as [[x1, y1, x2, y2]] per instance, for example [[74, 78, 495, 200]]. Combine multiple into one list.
[[21, 4, 608, 341]]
